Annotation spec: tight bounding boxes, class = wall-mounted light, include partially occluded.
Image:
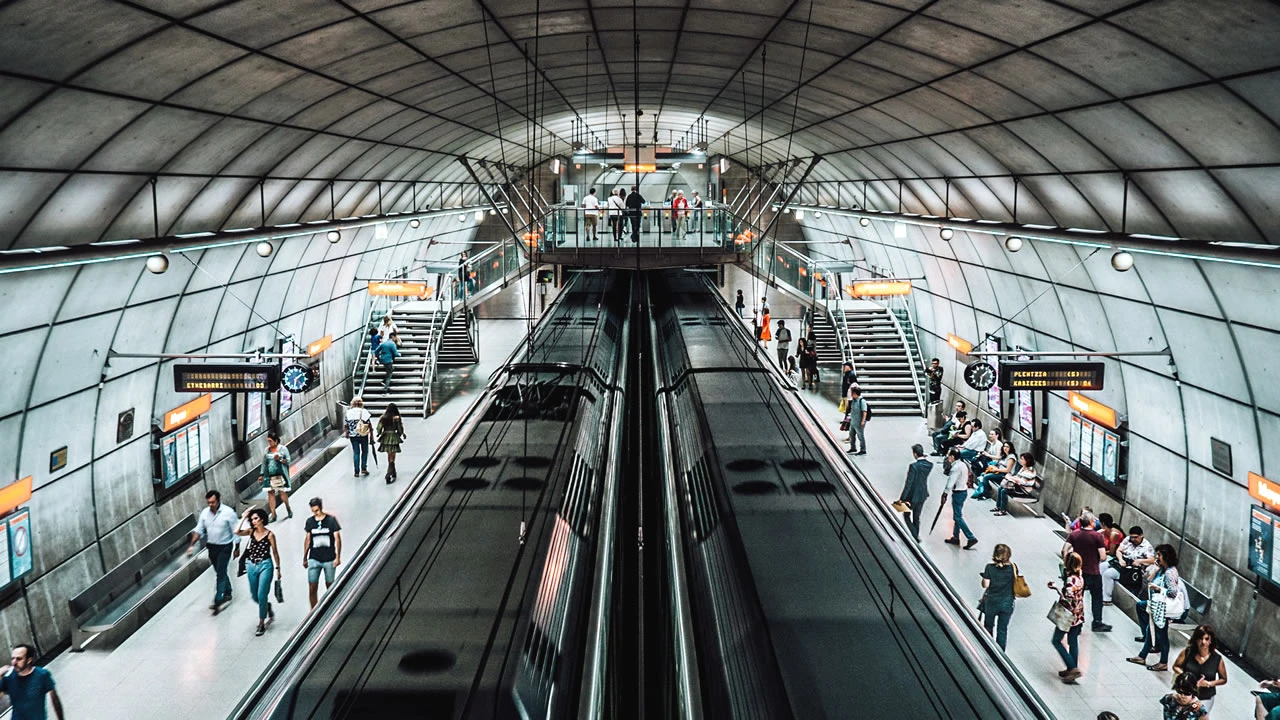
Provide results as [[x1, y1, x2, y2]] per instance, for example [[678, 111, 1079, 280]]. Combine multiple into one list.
[[326, 230, 341, 243], [813, 211, 822, 218], [1111, 251, 1135, 272], [458, 214, 467, 223], [255, 241, 274, 257], [374, 223, 389, 240], [859, 217, 870, 227], [409, 218, 421, 229], [1004, 236, 1023, 252], [939, 227, 954, 241], [794, 209, 804, 221], [145, 254, 169, 274], [894, 222, 906, 239]]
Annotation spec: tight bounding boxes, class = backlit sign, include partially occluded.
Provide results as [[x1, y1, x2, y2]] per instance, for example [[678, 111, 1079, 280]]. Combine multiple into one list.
[[1251, 472, 1280, 511], [163, 393, 212, 431], [174, 364, 280, 393], [368, 281, 430, 298], [1068, 391, 1118, 429], [307, 335, 332, 356], [0, 477, 33, 518], [999, 361, 1105, 391], [850, 280, 912, 297], [947, 334, 973, 354], [623, 163, 657, 173]]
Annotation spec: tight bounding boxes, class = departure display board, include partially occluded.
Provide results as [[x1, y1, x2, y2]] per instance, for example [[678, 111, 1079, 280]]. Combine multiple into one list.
[[174, 363, 280, 393], [999, 361, 1105, 390]]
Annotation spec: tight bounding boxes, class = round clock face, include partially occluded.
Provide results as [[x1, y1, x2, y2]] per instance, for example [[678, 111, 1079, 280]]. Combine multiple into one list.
[[281, 363, 312, 393], [964, 361, 997, 391]]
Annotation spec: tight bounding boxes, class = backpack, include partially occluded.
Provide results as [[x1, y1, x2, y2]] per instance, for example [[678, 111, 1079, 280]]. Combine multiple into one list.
[[863, 401, 873, 420]]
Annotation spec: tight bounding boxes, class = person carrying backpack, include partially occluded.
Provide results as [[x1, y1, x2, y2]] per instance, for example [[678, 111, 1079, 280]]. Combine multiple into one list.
[[846, 384, 869, 455], [344, 397, 373, 477]]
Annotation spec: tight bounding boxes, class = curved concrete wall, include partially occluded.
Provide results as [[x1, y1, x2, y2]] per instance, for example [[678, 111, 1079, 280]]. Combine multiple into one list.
[[799, 212, 1280, 672], [0, 212, 475, 655]]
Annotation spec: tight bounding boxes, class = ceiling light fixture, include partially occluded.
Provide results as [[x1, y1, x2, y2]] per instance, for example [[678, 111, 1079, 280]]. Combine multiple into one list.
[[409, 219, 421, 229], [1004, 236, 1023, 252], [859, 217, 870, 227], [255, 241, 274, 257], [145, 255, 169, 274], [1111, 251, 1135, 272], [939, 227, 954, 241], [326, 230, 341, 243]]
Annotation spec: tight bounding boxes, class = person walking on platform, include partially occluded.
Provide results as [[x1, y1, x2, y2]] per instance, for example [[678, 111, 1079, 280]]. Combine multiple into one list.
[[1049, 551, 1086, 683], [734, 289, 745, 317], [302, 497, 341, 609], [774, 319, 792, 369], [0, 644, 64, 720], [625, 186, 645, 243], [375, 332, 400, 391], [980, 543, 1017, 650], [187, 489, 238, 611], [608, 188, 626, 242], [377, 403, 406, 484], [235, 507, 281, 637], [1172, 624, 1227, 715], [344, 397, 372, 477], [897, 445, 933, 541], [942, 448, 978, 549], [258, 431, 294, 523], [1063, 510, 1111, 632], [582, 186, 601, 241], [840, 362, 858, 398]]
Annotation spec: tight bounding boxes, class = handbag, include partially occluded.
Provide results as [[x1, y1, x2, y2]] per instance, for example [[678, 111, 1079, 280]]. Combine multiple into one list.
[[839, 413, 851, 431], [838, 397, 849, 414], [1047, 600, 1075, 632], [269, 475, 287, 490], [1012, 563, 1032, 598], [274, 578, 285, 603], [891, 500, 911, 514], [1149, 588, 1168, 627], [235, 539, 247, 577]]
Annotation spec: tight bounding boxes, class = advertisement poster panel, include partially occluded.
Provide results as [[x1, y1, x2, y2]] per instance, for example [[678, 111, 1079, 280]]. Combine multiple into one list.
[[246, 392, 264, 437], [1102, 431, 1119, 484], [1251, 507, 1274, 580], [1069, 416, 1082, 463], [986, 337, 1002, 416], [0, 518, 11, 588], [1091, 425, 1106, 476], [9, 510, 32, 580]]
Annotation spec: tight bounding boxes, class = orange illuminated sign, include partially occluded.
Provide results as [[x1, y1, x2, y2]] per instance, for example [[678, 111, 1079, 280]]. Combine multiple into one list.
[[623, 163, 657, 173], [307, 335, 332, 357], [1068, 391, 1118, 429], [1249, 472, 1280, 510], [368, 281, 430, 298], [163, 393, 212, 432], [0, 476, 32, 518], [851, 280, 912, 297], [947, 334, 973, 354]]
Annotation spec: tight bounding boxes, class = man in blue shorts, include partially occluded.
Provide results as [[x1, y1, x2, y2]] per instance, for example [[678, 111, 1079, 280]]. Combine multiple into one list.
[[0, 644, 64, 720], [302, 497, 342, 609]]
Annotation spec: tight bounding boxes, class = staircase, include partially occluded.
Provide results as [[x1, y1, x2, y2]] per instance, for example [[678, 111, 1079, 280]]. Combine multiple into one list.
[[804, 307, 842, 366], [437, 309, 479, 367], [843, 307, 925, 416], [357, 308, 445, 417]]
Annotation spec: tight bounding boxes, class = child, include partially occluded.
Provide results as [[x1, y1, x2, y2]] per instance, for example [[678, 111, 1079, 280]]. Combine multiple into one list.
[[1161, 672, 1208, 719], [785, 354, 798, 382]]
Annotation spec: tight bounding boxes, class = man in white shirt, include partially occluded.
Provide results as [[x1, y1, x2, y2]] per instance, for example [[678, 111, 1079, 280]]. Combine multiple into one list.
[[1103, 525, 1156, 602], [959, 419, 988, 460], [607, 188, 626, 242], [187, 490, 240, 611], [581, 187, 601, 242], [942, 448, 978, 549]]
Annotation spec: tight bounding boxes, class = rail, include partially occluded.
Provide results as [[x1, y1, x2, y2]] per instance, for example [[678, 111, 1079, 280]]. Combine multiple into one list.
[[695, 272, 1054, 719]]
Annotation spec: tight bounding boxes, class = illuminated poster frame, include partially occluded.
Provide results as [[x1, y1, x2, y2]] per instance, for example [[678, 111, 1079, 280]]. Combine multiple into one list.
[[1015, 347, 1034, 438], [985, 336, 1002, 417], [159, 417, 211, 490], [1069, 411, 1126, 498]]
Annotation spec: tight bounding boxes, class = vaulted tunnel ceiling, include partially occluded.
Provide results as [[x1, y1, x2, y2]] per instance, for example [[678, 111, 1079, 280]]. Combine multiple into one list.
[[1, 0, 1278, 250]]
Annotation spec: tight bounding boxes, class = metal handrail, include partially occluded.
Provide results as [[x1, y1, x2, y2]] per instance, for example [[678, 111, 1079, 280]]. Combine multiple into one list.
[[695, 273, 1054, 719], [882, 302, 927, 415], [351, 306, 383, 399]]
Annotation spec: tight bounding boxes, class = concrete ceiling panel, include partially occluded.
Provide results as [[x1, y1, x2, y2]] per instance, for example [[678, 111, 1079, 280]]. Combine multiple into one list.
[[1259, 411, 1280, 479], [853, 42, 956, 84], [1111, 0, 1280, 77], [0, 77, 53, 127], [234, 74, 351, 125], [818, 61, 915, 98], [924, 0, 1090, 46], [24, 463, 97, 579], [1226, 71, 1280, 125], [76, 27, 249, 101], [0, 172, 69, 250], [268, 17, 396, 69], [187, 0, 355, 50], [160, 119, 272, 175], [1134, 170, 1261, 244], [958, 126, 1055, 175], [90, 438, 156, 540], [0, 330, 46, 417], [1127, 252, 1220, 317], [29, 312, 118, 407], [1059, 103, 1197, 169], [267, 180, 329, 226], [163, 288, 221, 353], [0, 416, 19, 483], [1211, 169, 1280, 244], [249, 268, 293, 324], [929, 71, 1044, 122], [1119, 435, 1186, 529], [16, 174, 154, 249], [1053, 286, 1114, 351], [208, 280, 257, 342], [1179, 385, 1259, 485], [167, 55, 306, 115], [1130, 86, 1280, 167], [883, 15, 1013, 68], [0, 0, 167, 80], [1158, 307, 1248, 399], [999, 116, 1114, 173], [58, 262, 140, 322], [0, 90, 151, 169], [1032, 23, 1207, 97], [1231, 324, 1280, 416], [1066, 172, 1176, 239], [129, 0, 229, 17], [1197, 260, 1280, 329], [82, 107, 222, 174], [973, 52, 1110, 112], [1017, 175, 1105, 229], [280, 265, 321, 318], [107, 301, 173, 377], [810, 1, 910, 35], [170, 178, 262, 234], [1117, 360, 1184, 452]]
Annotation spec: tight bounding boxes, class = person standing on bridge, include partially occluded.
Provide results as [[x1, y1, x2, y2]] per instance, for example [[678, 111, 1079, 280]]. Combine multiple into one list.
[[608, 188, 626, 242], [581, 186, 601, 242], [672, 190, 689, 241], [626, 186, 645, 243]]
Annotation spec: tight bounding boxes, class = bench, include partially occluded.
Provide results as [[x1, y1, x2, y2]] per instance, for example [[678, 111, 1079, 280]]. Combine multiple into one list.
[[1005, 477, 1044, 518], [234, 416, 341, 505], [1110, 570, 1212, 638], [69, 513, 208, 651]]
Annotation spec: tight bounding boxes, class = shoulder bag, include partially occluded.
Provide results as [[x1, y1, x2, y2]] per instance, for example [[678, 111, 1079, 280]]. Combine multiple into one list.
[[1047, 598, 1075, 632], [356, 410, 372, 437], [839, 412, 851, 431], [1013, 563, 1032, 598]]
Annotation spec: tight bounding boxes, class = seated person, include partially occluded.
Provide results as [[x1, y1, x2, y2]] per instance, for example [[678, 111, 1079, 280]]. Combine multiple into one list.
[[993, 453, 1039, 516], [1104, 526, 1155, 603], [957, 419, 987, 462], [1069, 507, 1103, 532], [933, 413, 971, 455], [931, 405, 966, 453], [1256, 678, 1280, 720], [967, 428, 1003, 476], [973, 440, 1015, 500]]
